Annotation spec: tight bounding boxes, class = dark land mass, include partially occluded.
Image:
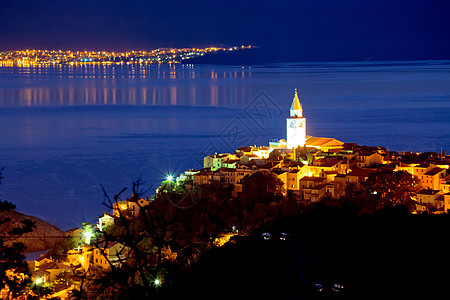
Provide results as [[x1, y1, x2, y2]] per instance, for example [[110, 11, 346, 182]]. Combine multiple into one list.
[[187, 47, 266, 65], [0, 209, 65, 252], [162, 205, 450, 299]]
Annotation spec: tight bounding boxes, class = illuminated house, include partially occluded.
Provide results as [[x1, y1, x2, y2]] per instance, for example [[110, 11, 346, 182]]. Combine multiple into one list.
[[443, 193, 450, 212], [193, 170, 214, 187], [204, 153, 237, 171], [355, 152, 384, 168], [66, 228, 85, 249], [97, 212, 114, 232], [112, 197, 149, 217], [397, 163, 447, 190], [299, 176, 327, 202], [416, 189, 443, 212], [92, 242, 127, 270], [422, 167, 446, 190]]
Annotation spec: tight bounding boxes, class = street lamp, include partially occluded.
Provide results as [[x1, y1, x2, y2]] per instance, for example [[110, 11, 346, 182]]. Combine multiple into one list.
[[154, 278, 161, 287], [83, 230, 93, 244]]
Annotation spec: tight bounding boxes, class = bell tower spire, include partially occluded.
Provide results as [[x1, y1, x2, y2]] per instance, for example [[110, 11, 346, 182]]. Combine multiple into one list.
[[290, 88, 303, 118]]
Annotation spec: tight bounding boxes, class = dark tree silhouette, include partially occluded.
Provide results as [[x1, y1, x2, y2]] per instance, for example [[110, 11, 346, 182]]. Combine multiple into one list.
[[362, 170, 421, 211], [343, 170, 421, 213], [0, 168, 35, 299], [241, 171, 284, 207]]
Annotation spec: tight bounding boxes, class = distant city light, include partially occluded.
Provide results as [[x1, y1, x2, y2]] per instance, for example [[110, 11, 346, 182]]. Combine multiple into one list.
[[0, 45, 257, 66]]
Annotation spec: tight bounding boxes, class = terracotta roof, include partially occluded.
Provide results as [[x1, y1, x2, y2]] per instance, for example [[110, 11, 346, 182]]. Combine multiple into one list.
[[322, 170, 339, 175], [347, 168, 376, 177], [311, 183, 328, 190], [34, 269, 50, 275], [300, 176, 324, 182], [417, 189, 440, 195], [38, 261, 59, 270], [320, 160, 341, 168], [256, 163, 274, 169], [272, 169, 287, 175], [359, 151, 379, 157], [236, 146, 251, 151], [224, 159, 239, 163], [306, 137, 335, 146], [341, 143, 358, 151], [35, 256, 50, 262], [424, 167, 445, 176], [306, 136, 344, 148]]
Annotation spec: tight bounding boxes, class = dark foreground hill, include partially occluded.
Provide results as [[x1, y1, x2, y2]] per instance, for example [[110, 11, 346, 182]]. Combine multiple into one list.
[[161, 205, 450, 299], [0, 209, 64, 252]]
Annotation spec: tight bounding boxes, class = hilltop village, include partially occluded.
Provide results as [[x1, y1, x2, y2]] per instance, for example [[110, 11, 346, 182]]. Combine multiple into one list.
[[5, 90, 450, 299], [177, 90, 450, 213]]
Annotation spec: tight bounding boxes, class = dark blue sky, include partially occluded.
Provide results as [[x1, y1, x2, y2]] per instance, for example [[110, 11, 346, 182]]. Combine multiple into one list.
[[1, 0, 449, 62]]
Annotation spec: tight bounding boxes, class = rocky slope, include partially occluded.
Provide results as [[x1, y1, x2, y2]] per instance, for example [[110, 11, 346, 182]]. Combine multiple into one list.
[[0, 209, 65, 252]]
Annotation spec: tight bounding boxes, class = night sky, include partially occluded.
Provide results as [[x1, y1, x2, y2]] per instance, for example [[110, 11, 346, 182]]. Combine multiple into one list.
[[1, 0, 449, 62]]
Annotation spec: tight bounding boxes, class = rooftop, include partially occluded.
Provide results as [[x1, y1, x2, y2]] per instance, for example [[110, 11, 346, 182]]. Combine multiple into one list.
[[347, 168, 377, 177], [424, 167, 445, 176], [417, 189, 441, 195]]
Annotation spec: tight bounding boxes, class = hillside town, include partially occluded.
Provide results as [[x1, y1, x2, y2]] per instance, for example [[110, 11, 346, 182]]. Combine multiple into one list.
[[0, 45, 255, 66], [181, 144, 449, 212], [178, 90, 450, 213], [3, 90, 449, 299]]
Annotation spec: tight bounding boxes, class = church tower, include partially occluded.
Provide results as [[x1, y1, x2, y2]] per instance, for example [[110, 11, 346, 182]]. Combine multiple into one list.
[[286, 89, 306, 148]]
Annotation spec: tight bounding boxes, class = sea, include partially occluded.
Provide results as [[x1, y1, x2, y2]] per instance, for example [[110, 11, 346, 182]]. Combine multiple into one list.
[[0, 61, 449, 230]]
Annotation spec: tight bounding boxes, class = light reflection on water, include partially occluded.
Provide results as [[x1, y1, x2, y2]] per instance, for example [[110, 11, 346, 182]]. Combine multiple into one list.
[[0, 63, 254, 107]]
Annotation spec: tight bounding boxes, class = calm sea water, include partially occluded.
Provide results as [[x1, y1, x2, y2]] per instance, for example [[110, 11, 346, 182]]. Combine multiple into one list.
[[0, 61, 449, 230]]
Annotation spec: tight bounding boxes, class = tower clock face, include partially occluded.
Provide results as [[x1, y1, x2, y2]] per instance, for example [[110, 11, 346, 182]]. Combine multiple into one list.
[[290, 120, 296, 127]]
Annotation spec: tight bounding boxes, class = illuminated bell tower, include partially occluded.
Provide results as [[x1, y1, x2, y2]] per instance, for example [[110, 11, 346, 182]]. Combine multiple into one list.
[[286, 89, 306, 148]]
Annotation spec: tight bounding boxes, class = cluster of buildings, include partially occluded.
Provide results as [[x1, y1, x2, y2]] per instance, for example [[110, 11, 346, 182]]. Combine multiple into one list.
[[19, 202, 139, 299], [4, 89, 448, 299], [0, 45, 254, 66], [175, 90, 450, 213]]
